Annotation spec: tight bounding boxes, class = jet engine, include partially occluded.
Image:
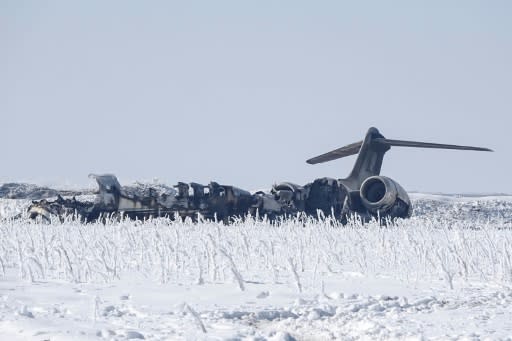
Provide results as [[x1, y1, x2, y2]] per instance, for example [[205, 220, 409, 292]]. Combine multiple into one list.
[[359, 176, 411, 218]]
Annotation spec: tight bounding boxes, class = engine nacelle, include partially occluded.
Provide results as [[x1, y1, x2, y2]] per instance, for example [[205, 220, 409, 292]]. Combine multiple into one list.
[[360, 176, 411, 218]]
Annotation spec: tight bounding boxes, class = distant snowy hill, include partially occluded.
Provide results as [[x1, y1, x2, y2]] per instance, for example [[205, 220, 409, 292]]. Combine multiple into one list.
[[0, 182, 90, 200], [409, 193, 512, 224]]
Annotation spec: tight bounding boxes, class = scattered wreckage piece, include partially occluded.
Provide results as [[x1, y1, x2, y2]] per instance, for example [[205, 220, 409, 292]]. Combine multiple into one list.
[[28, 196, 95, 222], [26, 127, 492, 224]]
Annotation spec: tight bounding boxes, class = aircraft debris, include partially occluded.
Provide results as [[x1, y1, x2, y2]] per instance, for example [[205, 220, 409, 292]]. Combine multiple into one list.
[[26, 127, 492, 223]]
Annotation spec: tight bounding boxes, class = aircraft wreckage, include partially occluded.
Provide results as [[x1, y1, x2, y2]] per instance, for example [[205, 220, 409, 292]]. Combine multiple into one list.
[[27, 127, 492, 223]]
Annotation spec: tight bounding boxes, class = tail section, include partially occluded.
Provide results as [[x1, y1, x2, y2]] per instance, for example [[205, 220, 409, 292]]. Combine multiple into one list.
[[341, 127, 390, 190], [307, 127, 493, 191]]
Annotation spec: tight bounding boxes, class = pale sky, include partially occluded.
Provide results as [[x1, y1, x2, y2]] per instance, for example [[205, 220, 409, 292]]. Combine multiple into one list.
[[1, 1, 511, 193]]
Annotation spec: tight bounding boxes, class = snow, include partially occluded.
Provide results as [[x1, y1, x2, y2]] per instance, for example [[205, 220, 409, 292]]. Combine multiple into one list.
[[0, 194, 511, 340]]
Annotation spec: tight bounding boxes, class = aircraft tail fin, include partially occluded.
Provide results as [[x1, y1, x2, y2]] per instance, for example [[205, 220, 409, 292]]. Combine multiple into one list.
[[306, 127, 492, 190]]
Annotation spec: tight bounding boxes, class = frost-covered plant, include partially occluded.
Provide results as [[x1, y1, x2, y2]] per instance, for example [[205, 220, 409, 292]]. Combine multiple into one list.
[[0, 209, 511, 290]]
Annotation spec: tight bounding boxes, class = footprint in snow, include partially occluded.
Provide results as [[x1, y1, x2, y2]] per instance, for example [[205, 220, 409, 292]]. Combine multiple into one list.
[[125, 330, 145, 339], [257, 291, 269, 299], [96, 329, 115, 338], [18, 305, 34, 318]]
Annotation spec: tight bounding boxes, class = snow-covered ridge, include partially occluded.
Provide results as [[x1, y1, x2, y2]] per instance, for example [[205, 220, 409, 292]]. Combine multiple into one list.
[[410, 194, 512, 224], [410, 192, 512, 201], [0, 182, 91, 200]]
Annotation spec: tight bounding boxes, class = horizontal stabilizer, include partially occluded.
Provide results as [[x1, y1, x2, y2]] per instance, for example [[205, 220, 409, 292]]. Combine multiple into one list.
[[306, 141, 363, 164], [307, 133, 493, 165], [374, 138, 493, 152], [307, 127, 493, 191]]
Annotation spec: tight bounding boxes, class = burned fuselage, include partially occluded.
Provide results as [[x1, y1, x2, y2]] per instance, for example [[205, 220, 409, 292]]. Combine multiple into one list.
[[28, 174, 351, 223]]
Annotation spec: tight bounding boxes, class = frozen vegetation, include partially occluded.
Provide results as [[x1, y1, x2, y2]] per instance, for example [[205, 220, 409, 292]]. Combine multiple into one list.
[[0, 194, 511, 340]]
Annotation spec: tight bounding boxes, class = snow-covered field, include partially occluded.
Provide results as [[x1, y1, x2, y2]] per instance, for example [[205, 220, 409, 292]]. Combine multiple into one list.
[[0, 195, 511, 340]]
